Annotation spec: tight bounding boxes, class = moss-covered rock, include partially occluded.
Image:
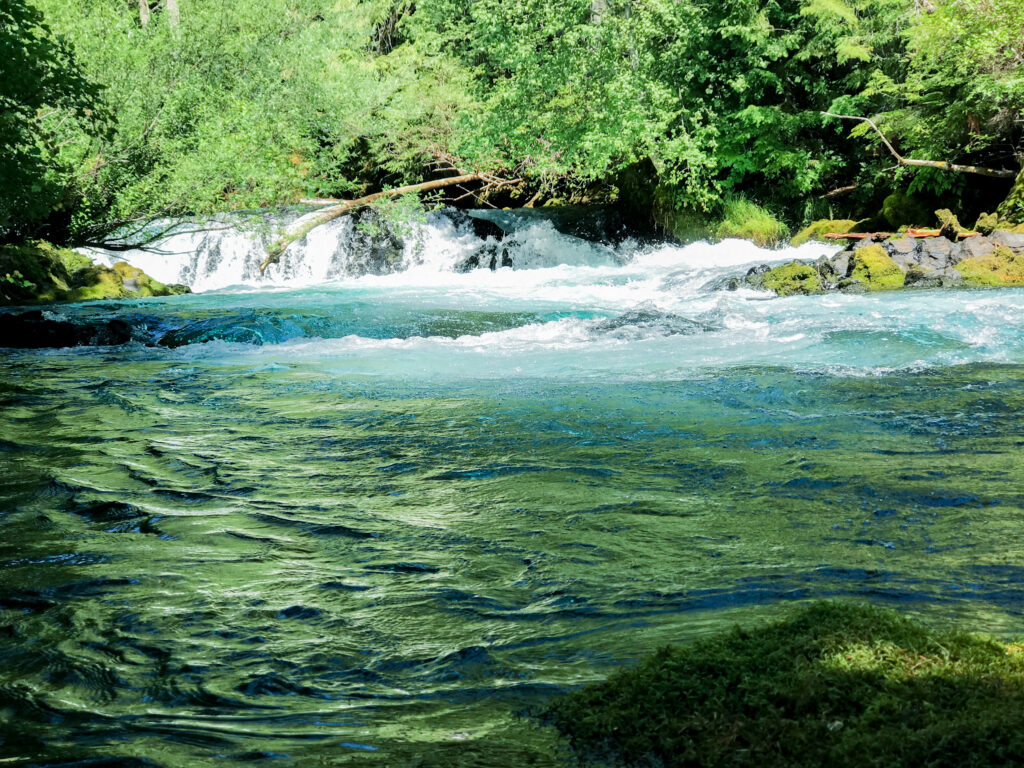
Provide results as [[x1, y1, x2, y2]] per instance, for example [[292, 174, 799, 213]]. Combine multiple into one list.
[[955, 245, 1024, 286], [974, 212, 999, 235], [545, 602, 1024, 768], [790, 219, 859, 247], [0, 241, 189, 305], [997, 167, 1024, 224], [762, 261, 821, 296], [882, 191, 931, 229], [849, 244, 905, 290]]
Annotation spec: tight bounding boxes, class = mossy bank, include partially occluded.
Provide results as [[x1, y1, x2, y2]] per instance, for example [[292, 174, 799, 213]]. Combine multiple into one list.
[[546, 602, 1024, 768], [0, 241, 189, 306]]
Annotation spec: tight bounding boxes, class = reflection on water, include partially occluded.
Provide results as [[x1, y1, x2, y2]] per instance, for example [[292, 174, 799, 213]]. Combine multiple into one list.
[[2, 356, 1023, 765]]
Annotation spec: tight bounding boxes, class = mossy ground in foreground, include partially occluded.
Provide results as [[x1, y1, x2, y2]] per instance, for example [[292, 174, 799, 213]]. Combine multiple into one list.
[[545, 602, 1024, 768]]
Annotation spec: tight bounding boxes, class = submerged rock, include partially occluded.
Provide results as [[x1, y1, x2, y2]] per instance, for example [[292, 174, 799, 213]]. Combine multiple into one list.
[[594, 307, 718, 337], [0, 310, 135, 348]]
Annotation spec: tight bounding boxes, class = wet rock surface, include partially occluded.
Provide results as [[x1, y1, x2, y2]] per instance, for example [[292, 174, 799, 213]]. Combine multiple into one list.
[[716, 230, 1024, 295]]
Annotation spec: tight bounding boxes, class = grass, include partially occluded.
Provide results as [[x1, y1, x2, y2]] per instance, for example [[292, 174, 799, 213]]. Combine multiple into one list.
[[714, 197, 789, 248], [544, 602, 1024, 767]]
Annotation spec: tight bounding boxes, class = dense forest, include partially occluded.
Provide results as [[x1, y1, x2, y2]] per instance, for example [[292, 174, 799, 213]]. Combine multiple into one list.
[[2, 0, 1023, 249]]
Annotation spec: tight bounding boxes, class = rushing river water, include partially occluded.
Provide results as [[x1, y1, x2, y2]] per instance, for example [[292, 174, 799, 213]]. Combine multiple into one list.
[[2, 210, 1024, 766]]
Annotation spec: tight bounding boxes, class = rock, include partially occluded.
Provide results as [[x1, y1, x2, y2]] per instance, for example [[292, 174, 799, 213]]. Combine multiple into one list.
[[919, 238, 962, 271], [974, 212, 999, 235], [997, 167, 1024, 223], [464, 213, 506, 242], [790, 219, 860, 247], [960, 236, 995, 261], [990, 230, 1024, 250], [0, 310, 134, 348], [762, 261, 822, 296], [343, 209, 407, 276], [593, 307, 717, 336], [935, 209, 966, 239], [837, 278, 868, 294], [829, 249, 852, 280], [955, 245, 1024, 286], [849, 245, 905, 290], [885, 237, 921, 272]]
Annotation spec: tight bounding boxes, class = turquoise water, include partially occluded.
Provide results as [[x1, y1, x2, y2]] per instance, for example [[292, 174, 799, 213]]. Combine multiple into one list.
[[3, 231, 1024, 765]]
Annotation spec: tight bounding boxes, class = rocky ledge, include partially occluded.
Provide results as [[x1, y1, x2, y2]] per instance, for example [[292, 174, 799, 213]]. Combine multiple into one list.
[[1, 241, 190, 306], [714, 229, 1024, 296]]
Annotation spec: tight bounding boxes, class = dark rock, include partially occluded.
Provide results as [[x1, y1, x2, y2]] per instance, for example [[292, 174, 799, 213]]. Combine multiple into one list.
[[746, 264, 772, 277], [594, 307, 718, 337], [0, 310, 135, 349], [837, 279, 868, 294], [919, 238, 962, 271], [341, 209, 406, 276], [885, 237, 921, 272], [465, 213, 506, 242], [453, 242, 502, 272], [829, 249, 852, 280]]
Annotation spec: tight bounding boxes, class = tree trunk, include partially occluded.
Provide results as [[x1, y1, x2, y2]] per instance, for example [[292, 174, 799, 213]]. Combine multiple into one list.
[[165, 0, 179, 28], [139, 0, 150, 26], [822, 112, 1017, 179], [260, 173, 485, 274]]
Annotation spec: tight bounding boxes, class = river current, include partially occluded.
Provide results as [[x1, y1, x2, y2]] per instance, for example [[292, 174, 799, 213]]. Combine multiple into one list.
[[2, 209, 1024, 766]]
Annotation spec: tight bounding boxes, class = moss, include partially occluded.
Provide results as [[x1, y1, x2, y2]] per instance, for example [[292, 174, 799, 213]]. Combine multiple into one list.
[[0, 241, 188, 305], [997, 168, 1024, 223], [714, 197, 789, 247], [762, 261, 821, 296], [882, 191, 931, 228], [849, 244, 905, 290], [545, 601, 1024, 768], [956, 245, 1024, 287], [790, 219, 859, 247], [974, 212, 999, 235], [0, 241, 75, 304]]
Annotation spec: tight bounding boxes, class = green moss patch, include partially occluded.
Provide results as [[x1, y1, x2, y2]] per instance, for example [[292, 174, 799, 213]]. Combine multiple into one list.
[[956, 245, 1024, 286], [715, 197, 789, 248], [762, 261, 821, 296], [790, 219, 859, 247], [545, 602, 1024, 768], [849, 244, 905, 290], [0, 241, 188, 305]]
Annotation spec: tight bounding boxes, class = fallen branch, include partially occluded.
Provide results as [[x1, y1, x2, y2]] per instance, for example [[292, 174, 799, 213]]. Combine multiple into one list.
[[822, 112, 1017, 179], [260, 173, 524, 274]]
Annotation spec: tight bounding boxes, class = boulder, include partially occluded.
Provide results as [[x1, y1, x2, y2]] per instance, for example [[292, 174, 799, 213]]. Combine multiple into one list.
[[762, 261, 822, 296], [955, 245, 1024, 286], [849, 245, 905, 290], [990, 230, 1024, 250], [790, 219, 859, 247]]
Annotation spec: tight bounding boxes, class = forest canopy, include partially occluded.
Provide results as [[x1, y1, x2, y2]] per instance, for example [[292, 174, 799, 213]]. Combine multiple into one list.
[[2, 0, 1023, 245]]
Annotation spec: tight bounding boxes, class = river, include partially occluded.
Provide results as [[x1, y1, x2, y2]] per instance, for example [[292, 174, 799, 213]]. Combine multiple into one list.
[[2, 208, 1024, 766]]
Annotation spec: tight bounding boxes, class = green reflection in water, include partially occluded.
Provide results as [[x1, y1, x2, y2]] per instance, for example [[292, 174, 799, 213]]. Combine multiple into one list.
[[0, 358, 1023, 765]]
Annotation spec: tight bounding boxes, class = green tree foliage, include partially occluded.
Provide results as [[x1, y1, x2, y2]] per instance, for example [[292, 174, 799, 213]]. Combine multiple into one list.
[[0, 0, 104, 242], [6, 0, 1024, 245]]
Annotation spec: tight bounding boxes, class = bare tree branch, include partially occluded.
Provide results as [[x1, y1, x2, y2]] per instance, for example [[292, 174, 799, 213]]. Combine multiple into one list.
[[822, 112, 1017, 179]]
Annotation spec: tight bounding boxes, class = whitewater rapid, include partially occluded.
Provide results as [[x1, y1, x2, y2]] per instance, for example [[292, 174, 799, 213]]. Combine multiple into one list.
[[66, 207, 1024, 377]]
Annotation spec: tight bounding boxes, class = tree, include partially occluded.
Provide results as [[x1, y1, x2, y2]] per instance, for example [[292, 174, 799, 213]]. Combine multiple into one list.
[[0, 0, 105, 243]]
